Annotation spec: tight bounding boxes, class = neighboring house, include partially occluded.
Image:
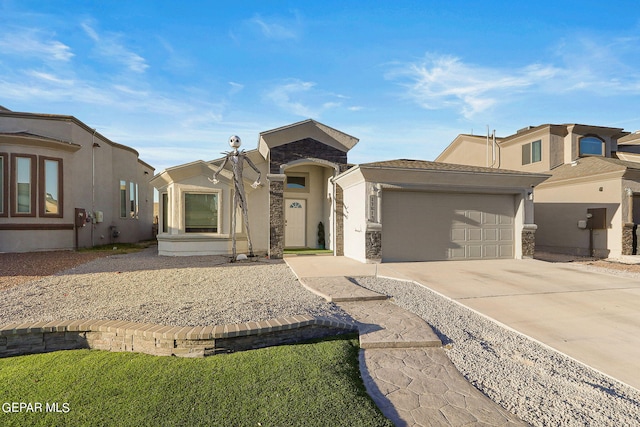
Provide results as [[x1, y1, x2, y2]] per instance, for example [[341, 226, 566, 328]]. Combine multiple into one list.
[[436, 123, 640, 258], [0, 107, 155, 252], [153, 119, 547, 263]]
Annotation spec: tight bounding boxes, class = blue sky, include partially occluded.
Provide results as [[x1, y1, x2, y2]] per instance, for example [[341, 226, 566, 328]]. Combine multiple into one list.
[[2, 1, 640, 173]]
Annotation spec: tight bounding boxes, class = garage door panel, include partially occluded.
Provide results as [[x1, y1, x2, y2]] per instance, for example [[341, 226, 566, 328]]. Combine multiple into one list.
[[468, 228, 482, 241], [451, 228, 466, 241], [382, 191, 515, 262]]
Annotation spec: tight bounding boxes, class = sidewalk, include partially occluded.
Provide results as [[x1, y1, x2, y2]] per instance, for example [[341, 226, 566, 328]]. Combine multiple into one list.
[[285, 257, 526, 427]]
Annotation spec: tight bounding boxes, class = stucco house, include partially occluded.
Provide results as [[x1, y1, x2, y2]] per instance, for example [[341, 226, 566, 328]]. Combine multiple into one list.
[[152, 119, 547, 262], [0, 107, 155, 252], [436, 123, 640, 258]]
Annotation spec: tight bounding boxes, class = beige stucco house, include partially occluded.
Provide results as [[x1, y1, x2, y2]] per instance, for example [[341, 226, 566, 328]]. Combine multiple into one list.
[[0, 107, 155, 252], [437, 123, 640, 258], [151, 120, 356, 257], [153, 120, 547, 263]]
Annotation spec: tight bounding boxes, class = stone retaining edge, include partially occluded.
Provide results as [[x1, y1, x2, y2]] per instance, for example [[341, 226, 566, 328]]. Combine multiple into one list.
[[0, 316, 358, 358]]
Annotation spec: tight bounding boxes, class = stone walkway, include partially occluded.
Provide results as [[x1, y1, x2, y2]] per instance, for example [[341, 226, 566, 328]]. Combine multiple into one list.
[[298, 275, 527, 427]]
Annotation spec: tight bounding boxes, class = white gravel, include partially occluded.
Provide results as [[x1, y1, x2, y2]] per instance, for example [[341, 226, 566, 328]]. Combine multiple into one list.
[[352, 275, 640, 427], [0, 247, 351, 327]]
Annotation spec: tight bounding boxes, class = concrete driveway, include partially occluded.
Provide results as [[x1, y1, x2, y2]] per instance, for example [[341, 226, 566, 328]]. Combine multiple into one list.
[[377, 259, 640, 391]]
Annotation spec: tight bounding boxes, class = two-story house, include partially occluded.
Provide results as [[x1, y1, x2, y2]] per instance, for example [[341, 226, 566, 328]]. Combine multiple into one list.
[[437, 124, 640, 258]]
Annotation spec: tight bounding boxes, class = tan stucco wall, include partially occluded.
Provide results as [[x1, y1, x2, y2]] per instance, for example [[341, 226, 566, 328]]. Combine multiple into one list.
[[156, 157, 270, 256], [436, 136, 489, 167], [534, 178, 622, 257], [284, 164, 333, 249], [0, 115, 154, 252]]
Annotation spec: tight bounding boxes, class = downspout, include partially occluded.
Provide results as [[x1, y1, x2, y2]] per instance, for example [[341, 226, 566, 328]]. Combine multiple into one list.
[[91, 129, 97, 247]]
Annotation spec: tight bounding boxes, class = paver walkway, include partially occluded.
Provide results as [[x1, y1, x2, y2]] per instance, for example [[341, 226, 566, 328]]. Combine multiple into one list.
[[296, 272, 526, 426]]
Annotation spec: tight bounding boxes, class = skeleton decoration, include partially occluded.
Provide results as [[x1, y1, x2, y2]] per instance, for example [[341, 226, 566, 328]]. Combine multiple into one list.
[[209, 135, 261, 261]]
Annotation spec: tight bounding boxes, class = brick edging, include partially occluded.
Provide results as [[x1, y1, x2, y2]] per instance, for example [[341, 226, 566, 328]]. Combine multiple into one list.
[[0, 316, 358, 358]]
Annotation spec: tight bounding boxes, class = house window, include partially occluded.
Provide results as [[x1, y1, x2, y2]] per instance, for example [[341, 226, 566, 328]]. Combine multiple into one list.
[[40, 157, 63, 217], [185, 193, 218, 233], [11, 154, 37, 217], [120, 180, 127, 218], [522, 140, 542, 165], [129, 182, 138, 219], [161, 193, 168, 233], [579, 136, 604, 157], [285, 174, 309, 192], [0, 153, 7, 217]]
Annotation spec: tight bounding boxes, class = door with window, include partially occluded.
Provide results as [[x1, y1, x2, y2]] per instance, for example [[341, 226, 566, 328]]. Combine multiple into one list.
[[285, 199, 306, 247]]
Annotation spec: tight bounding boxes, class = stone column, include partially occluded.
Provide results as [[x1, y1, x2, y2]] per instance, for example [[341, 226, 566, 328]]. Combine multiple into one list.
[[335, 184, 344, 256], [268, 174, 286, 259], [365, 225, 382, 262], [622, 222, 635, 256], [522, 224, 537, 258]]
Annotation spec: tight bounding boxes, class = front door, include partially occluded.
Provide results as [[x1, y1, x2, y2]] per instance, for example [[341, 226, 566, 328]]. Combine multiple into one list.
[[285, 199, 306, 247]]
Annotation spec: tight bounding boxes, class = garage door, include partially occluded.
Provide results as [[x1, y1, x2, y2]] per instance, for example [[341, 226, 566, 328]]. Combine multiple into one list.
[[382, 191, 515, 262]]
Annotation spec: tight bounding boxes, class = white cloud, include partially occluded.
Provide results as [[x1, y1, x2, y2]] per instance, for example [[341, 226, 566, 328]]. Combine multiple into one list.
[[81, 21, 148, 73], [0, 30, 74, 62], [387, 54, 559, 119], [265, 79, 350, 118], [249, 14, 299, 40]]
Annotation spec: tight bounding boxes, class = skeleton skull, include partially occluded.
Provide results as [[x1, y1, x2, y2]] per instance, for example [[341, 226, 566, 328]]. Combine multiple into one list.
[[228, 135, 242, 149]]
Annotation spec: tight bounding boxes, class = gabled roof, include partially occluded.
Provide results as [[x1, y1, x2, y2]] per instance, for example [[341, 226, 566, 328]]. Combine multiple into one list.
[[359, 159, 535, 175], [541, 156, 640, 184], [258, 119, 358, 158], [335, 158, 549, 191]]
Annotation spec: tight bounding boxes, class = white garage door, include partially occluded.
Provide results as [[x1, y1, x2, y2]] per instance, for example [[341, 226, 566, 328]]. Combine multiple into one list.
[[382, 191, 515, 262]]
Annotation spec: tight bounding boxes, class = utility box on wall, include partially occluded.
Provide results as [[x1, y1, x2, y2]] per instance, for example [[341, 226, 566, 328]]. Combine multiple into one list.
[[587, 208, 607, 230]]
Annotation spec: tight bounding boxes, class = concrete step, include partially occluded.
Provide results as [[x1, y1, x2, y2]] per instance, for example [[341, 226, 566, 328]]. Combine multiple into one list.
[[299, 276, 388, 302], [338, 300, 442, 349]]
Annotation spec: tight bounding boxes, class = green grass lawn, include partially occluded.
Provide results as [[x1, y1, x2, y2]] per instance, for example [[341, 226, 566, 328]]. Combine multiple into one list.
[[0, 335, 392, 427]]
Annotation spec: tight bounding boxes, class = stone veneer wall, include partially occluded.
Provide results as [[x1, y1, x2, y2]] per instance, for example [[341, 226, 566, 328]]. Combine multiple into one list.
[[365, 231, 382, 261], [269, 179, 285, 259], [622, 222, 636, 256], [268, 138, 347, 174], [522, 228, 536, 258], [267, 138, 350, 259], [0, 317, 357, 359]]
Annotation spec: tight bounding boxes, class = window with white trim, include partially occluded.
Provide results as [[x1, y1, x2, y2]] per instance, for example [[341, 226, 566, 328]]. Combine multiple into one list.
[[185, 193, 219, 233]]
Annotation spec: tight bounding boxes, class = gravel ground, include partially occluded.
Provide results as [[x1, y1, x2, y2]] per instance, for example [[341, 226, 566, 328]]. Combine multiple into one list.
[[353, 268, 640, 427], [3, 247, 640, 425], [0, 246, 351, 327]]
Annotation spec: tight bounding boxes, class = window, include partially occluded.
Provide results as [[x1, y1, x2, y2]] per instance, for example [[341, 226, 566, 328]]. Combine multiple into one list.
[[39, 157, 63, 217], [0, 153, 7, 217], [185, 193, 218, 233], [579, 136, 604, 157], [522, 140, 542, 165], [120, 180, 127, 218], [286, 176, 306, 189], [11, 154, 36, 217], [161, 193, 168, 233], [285, 173, 309, 192], [129, 182, 138, 219]]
